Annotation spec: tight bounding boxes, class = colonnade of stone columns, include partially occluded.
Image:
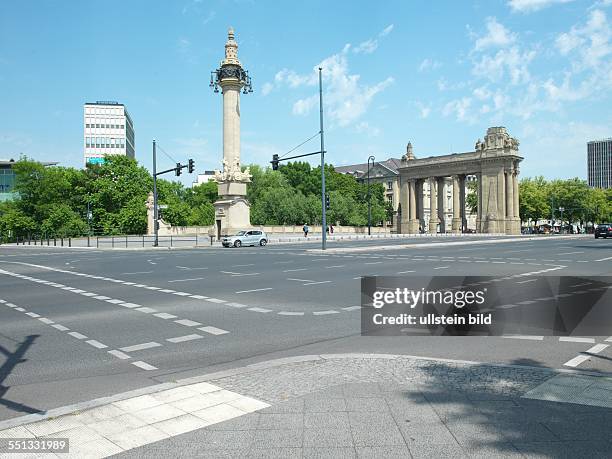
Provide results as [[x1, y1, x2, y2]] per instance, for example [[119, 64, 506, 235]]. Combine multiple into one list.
[[399, 166, 520, 235]]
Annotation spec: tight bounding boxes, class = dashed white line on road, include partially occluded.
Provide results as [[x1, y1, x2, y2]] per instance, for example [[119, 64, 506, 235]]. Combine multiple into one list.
[[595, 256, 612, 262], [248, 307, 272, 313], [277, 311, 305, 316], [123, 271, 154, 275], [94, 295, 112, 300], [227, 302, 248, 308], [168, 277, 205, 283], [120, 342, 161, 352], [341, 306, 362, 311], [120, 302, 142, 309], [38, 317, 54, 325], [557, 251, 584, 255], [199, 326, 229, 335], [25, 312, 41, 318], [283, 268, 308, 272], [236, 288, 272, 294], [106, 299, 125, 304], [136, 307, 157, 314], [131, 361, 158, 371], [167, 334, 203, 343], [397, 270, 415, 274], [205, 298, 226, 303], [563, 355, 590, 368], [51, 324, 70, 331], [325, 265, 345, 269], [559, 337, 596, 344], [189, 294, 208, 299], [86, 340, 108, 349], [287, 278, 314, 283], [502, 335, 544, 341], [153, 313, 177, 320], [586, 343, 609, 354], [433, 266, 449, 270], [108, 350, 131, 360], [172, 292, 192, 296], [68, 332, 88, 340], [313, 310, 340, 315], [304, 281, 332, 286], [175, 319, 202, 327], [364, 261, 382, 265]]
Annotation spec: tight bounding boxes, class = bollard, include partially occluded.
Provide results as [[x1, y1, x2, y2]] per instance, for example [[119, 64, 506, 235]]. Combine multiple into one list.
[[54, 238, 56, 246], [210, 235, 214, 246], [142, 235, 145, 248], [61, 238, 64, 246], [125, 235, 128, 248], [69, 237, 71, 247], [87, 235, 90, 248]]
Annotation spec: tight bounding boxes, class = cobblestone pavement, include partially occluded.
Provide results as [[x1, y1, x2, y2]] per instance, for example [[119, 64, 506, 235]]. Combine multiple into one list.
[[116, 356, 612, 458]]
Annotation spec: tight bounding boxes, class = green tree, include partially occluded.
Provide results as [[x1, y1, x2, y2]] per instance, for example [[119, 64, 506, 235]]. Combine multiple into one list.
[[0, 208, 36, 242], [519, 176, 549, 226]]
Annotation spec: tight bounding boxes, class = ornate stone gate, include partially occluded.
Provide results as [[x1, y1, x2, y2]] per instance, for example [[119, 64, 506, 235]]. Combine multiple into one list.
[[398, 127, 523, 235]]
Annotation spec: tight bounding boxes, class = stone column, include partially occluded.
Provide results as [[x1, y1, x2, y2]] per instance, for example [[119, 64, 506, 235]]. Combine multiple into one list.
[[513, 168, 520, 234], [475, 173, 482, 232], [408, 180, 418, 233], [400, 178, 409, 233], [505, 168, 514, 234], [452, 175, 461, 233], [428, 177, 438, 234], [416, 179, 425, 232], [497, 167, 506, 234], [437, 177, 446, 233], [460, 175, 467, 232]]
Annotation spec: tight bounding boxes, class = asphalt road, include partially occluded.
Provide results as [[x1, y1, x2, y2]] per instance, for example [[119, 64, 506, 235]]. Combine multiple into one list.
[[1, 234, 611, 421]]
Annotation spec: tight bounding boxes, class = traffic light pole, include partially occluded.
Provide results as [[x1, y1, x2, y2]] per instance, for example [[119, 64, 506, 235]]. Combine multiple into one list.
[[153, 140, 158, 247], [319, 67, 326, 251], [151, 139, 195, 248]]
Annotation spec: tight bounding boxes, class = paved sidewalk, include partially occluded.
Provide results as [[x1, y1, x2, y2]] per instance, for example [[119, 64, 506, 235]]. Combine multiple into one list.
[[117, 355, 612, 458]]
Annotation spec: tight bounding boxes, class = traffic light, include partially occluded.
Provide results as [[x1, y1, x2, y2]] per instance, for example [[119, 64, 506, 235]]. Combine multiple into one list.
[[271, 154, 279, 171], [325, 194, 330, 210], [188, 159, 195, 174], [175, 162, 182, 176]]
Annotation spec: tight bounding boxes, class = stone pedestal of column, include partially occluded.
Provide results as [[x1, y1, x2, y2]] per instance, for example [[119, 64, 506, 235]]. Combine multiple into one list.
[[451, 175, 461, 234], [428, 177, 438, 234]]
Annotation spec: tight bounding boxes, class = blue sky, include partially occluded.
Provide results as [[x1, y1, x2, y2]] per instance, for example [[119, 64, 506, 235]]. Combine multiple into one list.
[[0, 0, 611, 184]]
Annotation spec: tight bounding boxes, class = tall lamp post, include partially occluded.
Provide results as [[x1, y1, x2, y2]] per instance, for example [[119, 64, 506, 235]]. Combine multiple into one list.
[[367, 155, 375, 236]]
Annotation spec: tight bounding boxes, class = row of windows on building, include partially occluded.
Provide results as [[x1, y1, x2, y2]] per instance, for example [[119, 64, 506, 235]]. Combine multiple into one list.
[[85, 107, 123, 115], [85, 123, 125, 130], [85, 137, 126, 148]]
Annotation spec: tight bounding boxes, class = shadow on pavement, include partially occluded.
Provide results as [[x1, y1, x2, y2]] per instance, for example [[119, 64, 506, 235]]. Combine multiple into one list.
[[0, 334, 44, 415], [405, 357, 612, 458]]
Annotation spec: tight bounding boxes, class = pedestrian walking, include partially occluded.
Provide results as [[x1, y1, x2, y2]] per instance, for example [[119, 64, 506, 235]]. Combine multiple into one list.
[[303, 223, 309, 238], [330, 224, 334, 234]]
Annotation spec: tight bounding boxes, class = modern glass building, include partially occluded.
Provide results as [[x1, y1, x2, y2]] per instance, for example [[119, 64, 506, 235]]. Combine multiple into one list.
[[83, 101, 135, 166], [587, 138, 612, 189], [1, 159, 58, 202]]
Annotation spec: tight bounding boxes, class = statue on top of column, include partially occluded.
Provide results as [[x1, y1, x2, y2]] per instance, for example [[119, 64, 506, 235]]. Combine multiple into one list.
[[401, 141, 415, 162]]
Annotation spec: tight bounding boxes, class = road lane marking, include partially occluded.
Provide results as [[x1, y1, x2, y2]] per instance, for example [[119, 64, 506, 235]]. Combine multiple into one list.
[[325, 265, 345, 269], [232, 263, 255, 267], [168, 278, 205, 283], [123, 271, 154, 275], [198, 326, 229, 335], [557, 251, 584, 255], [313, 310, 340, 315], [174, 319, 202, 327], [52, 324, 70, 331], [563, 355, 590, 368], [94, 295, 112, 300], [189, 295, 208, 300], [86, 340, 108, 349], [277, 311, 305, 316], [25, 312, 40, 318], [120, 342, 162, 352], [205, 298, 226, 303], [236, 288, 272, 294], [153, 313, 177, 319], [283, 268, 307, 272], [231, 273, 260, 277], [586, 344, 609, 354], [68, 332, 88, 340], [106, 299, 125, 304], [433, 266, 449, 270], [595, 256, 612, 262], [136, 307, 157, 314], [502, 335, 544, 341], [167, 334, 203, 343], [341, 306, 362, 311], [398, 270, 415, 274], [364, 261, 382, 265], [287, 278, 315, 283], [226, 302, 248, 308], [559, 337, 596, 344], [120, 302, 142, 309], [303, 281, 332, 285], [248, 307, 272, 313], [172, 292, 192, 296], [131, 361, 158, 371], [108, 350, 131, 360], [38, 317, 54, 324]]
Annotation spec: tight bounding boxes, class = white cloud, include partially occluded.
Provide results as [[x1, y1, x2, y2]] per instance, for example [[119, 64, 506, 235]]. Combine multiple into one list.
[[556, 9, 611, 69], [278, 45, 394, 127], [442, 97, 474, 122], [261, 82, 274, 96], [472, 46, 536, 84], [473, 17, 517, 51], [354, 24, 394, 54], [508, 0, 574, 13], [415, 101, 432, 118], [355, 121, 381, 137], [418, 58, 442, 72]]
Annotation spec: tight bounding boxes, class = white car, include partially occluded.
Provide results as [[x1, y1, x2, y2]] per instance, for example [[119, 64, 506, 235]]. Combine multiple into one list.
[[222, 230, 268, 248]]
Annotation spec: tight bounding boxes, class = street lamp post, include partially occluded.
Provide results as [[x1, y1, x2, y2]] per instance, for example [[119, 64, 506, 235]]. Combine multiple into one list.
[[367, 155, 375, 236]]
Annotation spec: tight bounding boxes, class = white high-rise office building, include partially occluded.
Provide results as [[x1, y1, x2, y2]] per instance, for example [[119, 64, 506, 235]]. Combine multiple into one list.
[[587, 138, 612, 189], [83, 101, 135, 165]]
